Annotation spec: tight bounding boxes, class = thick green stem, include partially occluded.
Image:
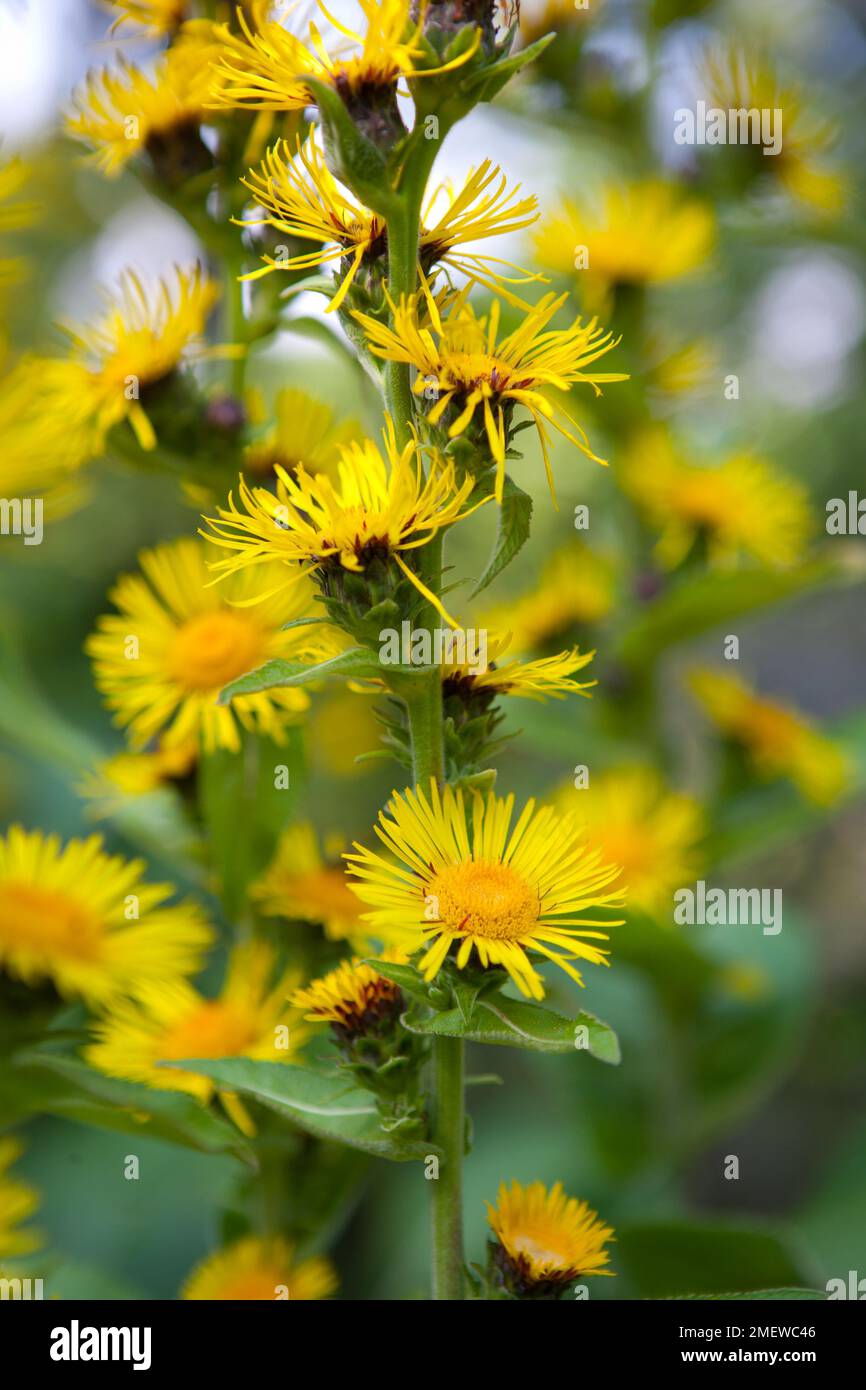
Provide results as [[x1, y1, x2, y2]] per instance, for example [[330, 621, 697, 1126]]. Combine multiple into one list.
[[429, 1034, 465, 1300]]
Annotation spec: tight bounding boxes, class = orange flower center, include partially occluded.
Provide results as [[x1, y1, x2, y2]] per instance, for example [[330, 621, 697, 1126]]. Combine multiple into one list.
[[429, 860, 538, 940], [0, 883, 102, 961], [168, 610, 263, 692], [160, 1001, 257, 1061]]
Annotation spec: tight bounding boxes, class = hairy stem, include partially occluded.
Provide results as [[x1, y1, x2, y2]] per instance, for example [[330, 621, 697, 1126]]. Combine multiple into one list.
[[429, 1034, 465, 1300]]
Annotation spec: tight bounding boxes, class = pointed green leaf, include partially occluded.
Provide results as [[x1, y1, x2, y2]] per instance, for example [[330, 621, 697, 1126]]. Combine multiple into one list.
[[304, 77, 399, 218], [472, 476, 533, 596], [219, 647, 424, 703], [402, 995, 620, 1062], [163, 1058, 438, 1162], [465, 32, 555, 103]]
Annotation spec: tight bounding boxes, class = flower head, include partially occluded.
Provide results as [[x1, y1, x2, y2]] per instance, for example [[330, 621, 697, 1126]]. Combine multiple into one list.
[[87, 537, 337, 754], [442, 634, 596, 704], [290, 952, 406, 1040], [621, 427, 812, 569], [0, 827, 212, 1004], [690, 669, 849, 806], [534, 179, 714, 310], [487, 1180, 614, 1296], [85, 941, 308, 1130], [345, 779, 625, 1000], [204, 419, 488, 624], [182, 1235, 337, 1300], [555, 766, 704, 918], [252, 823, 369, 945], [240, 136, 540, 311], [66, 30, 218, 181], [0, 1140, 42, 1260], [355, 287, 627, 502], [244, 386, 361, 480]]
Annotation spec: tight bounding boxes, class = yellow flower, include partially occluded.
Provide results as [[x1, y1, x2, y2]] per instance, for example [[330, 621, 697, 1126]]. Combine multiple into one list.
[[0, 157, 38, 288], [0, 826, 212, 1004], [107, 1, 190, 36], [555, 766, 704, 918], [66, 28, 219, 179], [703, 43, 846, 216], [442, 633, 596, 702], [487, 1180, 614, 1295], [210, 0, 478, 114], [84, 739, 199, 800], [30, 266, 222, 462], [0, 359, 90, 514], [252, 823, 369, 945], [0, 1140, 42, 1260], [621, 427, 812, 569], [240, 137, 540, 311], [182, 1235, 337, 1300], [87, 538, 337, 754], [244, 387, 361, 480], [85, 941, 308, 1131], [204, 419, 489, 624], [290, 951, 407, 1037], [690, 669, 850, 806], [354, 287, 627, 502], [534, 179, 714, 310], [481, 542, 616, 650], [345, 779, 625, 1000]]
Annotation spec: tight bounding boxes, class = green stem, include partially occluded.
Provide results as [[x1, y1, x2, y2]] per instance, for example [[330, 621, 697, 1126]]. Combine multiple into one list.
[[225, 247, 248, 399], [429, 1034, 465, 1300]]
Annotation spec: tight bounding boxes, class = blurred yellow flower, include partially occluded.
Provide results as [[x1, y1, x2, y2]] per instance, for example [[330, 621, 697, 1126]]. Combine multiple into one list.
[[481, 542, 617, 650], [0, 1139, 42, 1260], [555, 765, 704, 918], [87, 538, 336, 754], [346, 779, 625, 1000], [534, 179, 714, 310], [85, 941, 308, 1132], [487, 1180, 614, 1294], [244, 386, 361, 481], [107, 0, 190, 35], [182, 1235, 337, 1300], [355, 287, 627, 502], [84, 738, 199, 801], [621, 427, 812, 569], [253, 823, 369, 946], [442, 634, 596, 703], [690, 668, 850, 806], [0, 826, 212, 1004], [0, 157, 37, 289], [240, 137, 540, 311]]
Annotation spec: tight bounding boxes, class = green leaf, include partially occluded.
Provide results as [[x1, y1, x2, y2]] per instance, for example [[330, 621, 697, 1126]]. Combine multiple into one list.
[[616, 1221, 818, 1299], [164, 1059, 437, 1162], [402, 994, 620, 1062], [671, 1289, 826, 1301], [219, 647, 423, 703], [304, 77, 398, 217], [12, 1053, 250, 1159], [618, 563, 833, 668], [465, 31, 556, 103], [472, 476, 533, 596], [362, 959, 433, 1004]]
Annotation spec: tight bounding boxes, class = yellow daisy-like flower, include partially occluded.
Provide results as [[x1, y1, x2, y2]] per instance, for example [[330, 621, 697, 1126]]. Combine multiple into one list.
[[534, 179, 714, 311], [106, 0, 190, 36], [487, 1180, 614, 1296], [355, 287, 627, 502], [86, 537, 337, 754], [0, 1140, 42, 1260], [182, 1234, 337, 1300], [244, 387, 361, 480], [252, 823, 369, 945], [481, 542, 617, 651], [690, 669, 850, 807], [0, 826, 212, 1004], [84, 738, 199, 800], [345, 780, 625, 1000], [442, 633, 596, 703], [66, 28, 219, 179], [32, 266, 221, 461], [290, 951, 407, 1038], [0, 359, 90, 516], [703, 43, 846, 216], [555, 766, 704, 918], [204, 418, 489, 623], [85, 941, 308, 1131], [621, 427, 812, 570], [210, 0, 478, 114], [240, 136, 539, 312]]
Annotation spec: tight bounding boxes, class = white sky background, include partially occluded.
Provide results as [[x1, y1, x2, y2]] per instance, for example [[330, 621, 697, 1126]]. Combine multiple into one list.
[[0, 0, 862, 406]]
